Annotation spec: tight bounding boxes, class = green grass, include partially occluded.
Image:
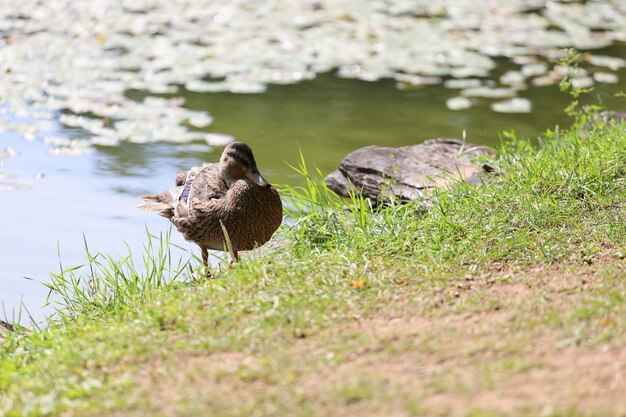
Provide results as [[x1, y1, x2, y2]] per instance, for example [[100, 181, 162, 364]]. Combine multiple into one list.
[[1, 113, 626, 416], [43, 230, 192, 319]]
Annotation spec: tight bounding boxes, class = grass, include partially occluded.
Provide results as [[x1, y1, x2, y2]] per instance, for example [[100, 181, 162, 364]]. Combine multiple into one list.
[[282, 113, 626, 273], [1, 112, 626, 416], [43, 230, 192, 319]]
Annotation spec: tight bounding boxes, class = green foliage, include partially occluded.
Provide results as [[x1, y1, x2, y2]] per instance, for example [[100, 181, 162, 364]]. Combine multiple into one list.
[[43, 229, 191, 319], [280, 111, 626, 269], [279, 149, 428, 262], [558, 48, 603, 118]]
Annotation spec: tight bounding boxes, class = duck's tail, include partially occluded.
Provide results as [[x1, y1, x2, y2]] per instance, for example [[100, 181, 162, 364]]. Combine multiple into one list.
[[137, 187, 180, 219], [138, 168, 199, 219]]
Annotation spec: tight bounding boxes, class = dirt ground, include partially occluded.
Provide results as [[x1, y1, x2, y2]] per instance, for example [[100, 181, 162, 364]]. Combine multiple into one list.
[[132, 260, 626, 417]]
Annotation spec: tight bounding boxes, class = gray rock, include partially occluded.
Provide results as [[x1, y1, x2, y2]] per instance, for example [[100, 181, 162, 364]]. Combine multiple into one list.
[[0, 320, 15, 342], [601, 111, 626, 123], [580, 111, 626, 138], [325, 139, 494, 202]]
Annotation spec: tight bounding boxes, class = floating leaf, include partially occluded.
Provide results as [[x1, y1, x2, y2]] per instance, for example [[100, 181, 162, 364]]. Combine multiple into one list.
[[446, 96, 473, 111], [462, 87, 516, 99], [593, 72, 618, 84], [491, 98, 532, 113], [204, 133, 235, 147]]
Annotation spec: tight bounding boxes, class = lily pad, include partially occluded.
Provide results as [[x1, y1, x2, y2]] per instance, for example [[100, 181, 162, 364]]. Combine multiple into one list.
[[491, 98, 532, 113], [204, 133, 235, 147], [444, 79, 482, 89], [0, 0, 623, 151], [462, 87, 516, 99], [593, 72, 618, 84], [446, 96, 473, 111]]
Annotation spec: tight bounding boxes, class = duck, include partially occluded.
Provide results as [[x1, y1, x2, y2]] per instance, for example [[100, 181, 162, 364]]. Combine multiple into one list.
[[137, 142, 282, 272]]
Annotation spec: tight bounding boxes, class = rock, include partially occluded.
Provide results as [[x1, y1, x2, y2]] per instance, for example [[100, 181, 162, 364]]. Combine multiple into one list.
[[0, 320, 15, 342], [601, 111, 626, 123], [325, 139, 494, 202], [0, 320, 30, 343], [581, 111, 626, 138]]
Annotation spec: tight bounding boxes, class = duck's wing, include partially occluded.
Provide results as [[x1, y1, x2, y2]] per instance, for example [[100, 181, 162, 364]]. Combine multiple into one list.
[[173, 163, 228, 220], [189, 163, 226, 203], [137, 165, 204, 218], [138, 163, 226, 219]]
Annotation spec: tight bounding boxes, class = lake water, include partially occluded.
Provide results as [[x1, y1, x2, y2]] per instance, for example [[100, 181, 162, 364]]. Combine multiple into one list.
[[1, 49, 625, 323]]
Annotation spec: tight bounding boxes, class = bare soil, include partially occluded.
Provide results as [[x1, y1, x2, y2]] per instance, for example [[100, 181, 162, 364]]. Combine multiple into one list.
[[132, 260, 626, 417]]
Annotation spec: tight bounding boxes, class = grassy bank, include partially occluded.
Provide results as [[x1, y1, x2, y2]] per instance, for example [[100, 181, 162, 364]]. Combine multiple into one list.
[[1, 113, 626, 417]]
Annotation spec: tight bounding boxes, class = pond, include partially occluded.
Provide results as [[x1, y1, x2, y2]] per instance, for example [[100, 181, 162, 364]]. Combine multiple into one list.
[[1, 0, 625, 322]]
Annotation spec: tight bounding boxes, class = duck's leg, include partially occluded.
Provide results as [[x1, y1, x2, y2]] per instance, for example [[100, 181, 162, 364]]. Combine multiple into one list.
[[201, 247, 212, 277], [231, 250, 240, 263]]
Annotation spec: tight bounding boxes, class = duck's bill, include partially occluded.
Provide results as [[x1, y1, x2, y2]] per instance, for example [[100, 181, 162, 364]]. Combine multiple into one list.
[[247, 170, 269, 186]]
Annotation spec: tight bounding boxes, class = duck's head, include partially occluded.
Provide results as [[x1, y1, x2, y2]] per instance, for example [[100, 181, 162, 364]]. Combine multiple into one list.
[[219, 142, 269, 187]]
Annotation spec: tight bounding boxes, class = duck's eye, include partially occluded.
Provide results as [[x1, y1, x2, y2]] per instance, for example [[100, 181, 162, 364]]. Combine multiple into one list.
[[230, 153, 250, 169]]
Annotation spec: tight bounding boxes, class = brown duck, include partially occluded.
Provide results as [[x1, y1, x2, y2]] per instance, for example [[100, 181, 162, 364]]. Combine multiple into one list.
[[137, 142, 282, 270]]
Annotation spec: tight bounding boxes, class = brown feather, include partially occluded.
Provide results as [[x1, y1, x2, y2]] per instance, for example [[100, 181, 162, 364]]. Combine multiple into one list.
[[137, 192, 175, 218]]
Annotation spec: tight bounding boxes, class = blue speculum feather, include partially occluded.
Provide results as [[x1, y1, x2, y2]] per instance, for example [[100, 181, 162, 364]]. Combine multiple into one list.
[[179, 179, 193, 203]]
